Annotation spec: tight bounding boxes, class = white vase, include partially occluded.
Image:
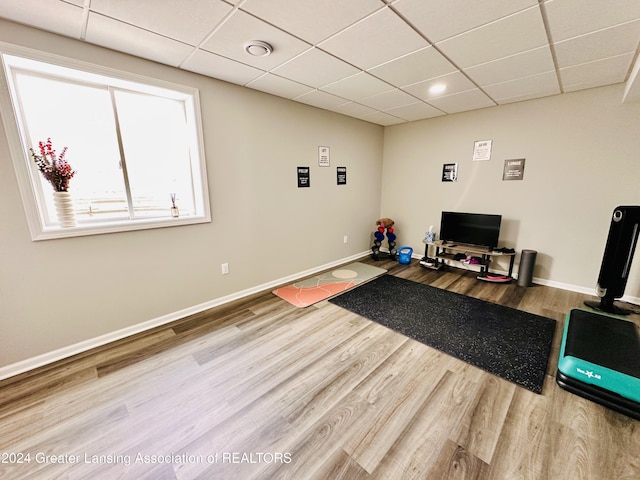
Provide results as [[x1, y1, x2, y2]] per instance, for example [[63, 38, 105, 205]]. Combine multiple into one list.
[[53, 191, 76, 227]]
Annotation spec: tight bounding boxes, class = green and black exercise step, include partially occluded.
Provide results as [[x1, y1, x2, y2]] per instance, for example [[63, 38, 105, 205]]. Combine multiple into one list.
[[557, 308, 640, 420]]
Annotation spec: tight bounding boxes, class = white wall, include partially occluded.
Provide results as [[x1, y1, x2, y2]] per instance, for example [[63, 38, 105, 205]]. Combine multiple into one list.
[[381, 85, 640, 296], [0, 20, 383, 371]]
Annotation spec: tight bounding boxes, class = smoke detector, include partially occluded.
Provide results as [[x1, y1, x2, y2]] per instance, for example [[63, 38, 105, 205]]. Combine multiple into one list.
[[244, 40, 273, 57]]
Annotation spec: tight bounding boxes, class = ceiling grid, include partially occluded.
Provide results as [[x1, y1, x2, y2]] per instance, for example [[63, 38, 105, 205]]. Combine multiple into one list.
[[1, 0, 639, 125]]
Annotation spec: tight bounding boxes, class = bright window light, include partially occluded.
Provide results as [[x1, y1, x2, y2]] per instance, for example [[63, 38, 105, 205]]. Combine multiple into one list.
[[0, 48, 211, 240]]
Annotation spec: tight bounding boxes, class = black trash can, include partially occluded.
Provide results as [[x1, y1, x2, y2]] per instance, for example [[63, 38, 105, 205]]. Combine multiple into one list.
[[517, 250, 537, 287]]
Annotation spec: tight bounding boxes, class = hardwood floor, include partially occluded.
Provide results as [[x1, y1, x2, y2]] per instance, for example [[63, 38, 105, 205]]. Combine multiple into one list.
[[1, 257, 639, 479]]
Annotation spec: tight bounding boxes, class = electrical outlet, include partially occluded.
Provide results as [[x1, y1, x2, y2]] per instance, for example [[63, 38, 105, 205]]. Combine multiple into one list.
[[343, 235, 348, 244], [221, 263, 229, 275]]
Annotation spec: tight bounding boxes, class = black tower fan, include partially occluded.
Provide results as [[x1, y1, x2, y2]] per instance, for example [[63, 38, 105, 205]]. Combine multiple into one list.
[[584, 206, 640, 315]]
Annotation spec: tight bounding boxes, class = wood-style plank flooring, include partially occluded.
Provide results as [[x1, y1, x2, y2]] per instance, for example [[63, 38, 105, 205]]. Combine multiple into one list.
[[1, 257, 639, 479]]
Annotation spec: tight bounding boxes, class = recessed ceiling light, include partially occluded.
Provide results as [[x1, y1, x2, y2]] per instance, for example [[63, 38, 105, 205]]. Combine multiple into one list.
[[429, 83, 447, 95], [244, 40, 273, 57]]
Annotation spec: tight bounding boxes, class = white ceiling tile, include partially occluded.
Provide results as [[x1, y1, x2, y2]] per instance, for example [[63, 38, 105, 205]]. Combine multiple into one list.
[[358, 88, 419, 111], [560, 53, 635, 92], [437, 6, 548, 68], [368, 46, 457, 87], [484, 71, 560, 103], [402, 72, 477, 102], [544, 0, 640, 42], [246, 73, 314, 99], [90, 0, 233, 46], [181, 49, 265, 85], [385, 101, 444, 122], [200, 10, 310, 70], [360, 110, 406, 126], [394, 0, 537, 42], [272, 48, 360, 88], [0, 0, 85, 38], [321, 72, 393, 100], [427, 89, 496, 114], [554, 21, 640, 68], [330, 102, 379, 119], [86, 13, 195, 67], [465, 46, 555, 87], [319, 8, 428, 69], [240, 0, 382, 44], [293, 89, 350, 110]]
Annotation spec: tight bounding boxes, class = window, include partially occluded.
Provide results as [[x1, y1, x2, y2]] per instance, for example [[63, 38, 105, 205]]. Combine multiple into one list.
[[0, 46, 211, 240]]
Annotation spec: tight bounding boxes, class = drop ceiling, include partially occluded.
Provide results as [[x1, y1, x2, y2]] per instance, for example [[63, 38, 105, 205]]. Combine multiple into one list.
[[1, 0, 640, 126]]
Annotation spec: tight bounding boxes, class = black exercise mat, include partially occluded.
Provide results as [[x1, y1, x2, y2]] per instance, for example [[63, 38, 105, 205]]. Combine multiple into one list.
[[329, 275, 556, 393]]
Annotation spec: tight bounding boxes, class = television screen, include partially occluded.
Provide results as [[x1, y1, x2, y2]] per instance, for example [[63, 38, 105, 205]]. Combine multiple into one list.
[[440, 211, 502, 248]]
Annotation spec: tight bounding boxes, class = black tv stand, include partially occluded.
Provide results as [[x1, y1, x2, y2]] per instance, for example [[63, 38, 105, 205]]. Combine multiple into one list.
[[422, 240, 516, 282]]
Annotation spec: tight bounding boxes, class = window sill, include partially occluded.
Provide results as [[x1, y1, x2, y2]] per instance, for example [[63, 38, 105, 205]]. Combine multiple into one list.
[[32, 215, 211, 241]]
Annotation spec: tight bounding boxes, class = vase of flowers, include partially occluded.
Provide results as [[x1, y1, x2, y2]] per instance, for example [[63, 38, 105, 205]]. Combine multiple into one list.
[[170, 193, 179, 218], [30, 138, 77, 227]]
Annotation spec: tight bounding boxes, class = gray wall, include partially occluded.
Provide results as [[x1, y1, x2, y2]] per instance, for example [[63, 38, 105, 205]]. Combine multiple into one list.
[[381, 85, 640, 295], [0, 20, 383, 371]]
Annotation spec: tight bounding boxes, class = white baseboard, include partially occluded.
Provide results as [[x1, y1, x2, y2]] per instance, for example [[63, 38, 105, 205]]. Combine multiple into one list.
[[0, 251, 371, 382], [529, 276, 594, 295], [532, 276, 640, 305]]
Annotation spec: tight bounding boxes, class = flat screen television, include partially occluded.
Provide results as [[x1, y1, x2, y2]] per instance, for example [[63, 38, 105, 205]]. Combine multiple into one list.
[[440, 211, 502, 249]]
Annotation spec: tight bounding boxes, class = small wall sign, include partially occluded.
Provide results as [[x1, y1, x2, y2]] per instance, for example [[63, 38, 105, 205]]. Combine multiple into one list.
[[297, 166, 310, 187], [318, 146, 330, 166], [503, 158, 525, 181], [442, 163, 458, 182], [473, 139, 493, 161], [337, 166, 347, 185]]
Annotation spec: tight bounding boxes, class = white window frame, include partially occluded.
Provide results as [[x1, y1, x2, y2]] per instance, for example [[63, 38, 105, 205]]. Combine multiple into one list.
[[0, 43, 211, 241]]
